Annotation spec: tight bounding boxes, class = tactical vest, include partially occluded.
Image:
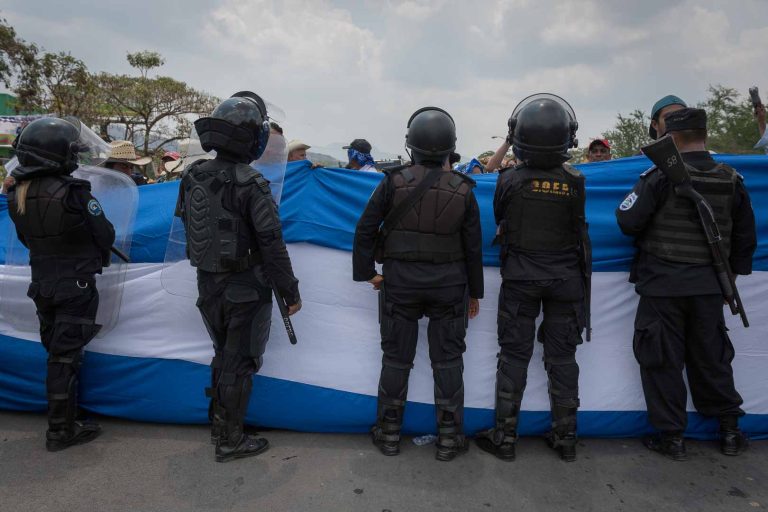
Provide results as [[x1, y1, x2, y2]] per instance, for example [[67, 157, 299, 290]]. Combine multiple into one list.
[[497, 164, 583, 253], [641, 163, 737, 264], [383, 165, 472, 263], [181, 161, 263, 273], [8, 176, 101, 260]]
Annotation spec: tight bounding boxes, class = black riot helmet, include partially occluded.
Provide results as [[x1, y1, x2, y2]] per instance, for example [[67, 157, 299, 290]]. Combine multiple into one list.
[[13, 117, 81, 174], [194, 92, 270, 161], [508, 93, 578, 167], [405, 107, 456, 164]]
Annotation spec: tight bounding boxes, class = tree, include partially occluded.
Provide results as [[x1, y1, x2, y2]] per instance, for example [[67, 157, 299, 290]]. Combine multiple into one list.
[[126, 50, 164, 79], [698, 85, 761, 154], [96, 69, 218, 154], [0, 18, 38, 111], [25, 52, 98, 120], [602, 109, 651, 158]]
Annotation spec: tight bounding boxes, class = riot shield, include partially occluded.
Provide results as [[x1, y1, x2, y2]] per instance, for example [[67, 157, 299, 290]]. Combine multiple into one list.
[[252, 131, 288, 204], [0, 166, 137, 336], [160, 124, 214, 298]]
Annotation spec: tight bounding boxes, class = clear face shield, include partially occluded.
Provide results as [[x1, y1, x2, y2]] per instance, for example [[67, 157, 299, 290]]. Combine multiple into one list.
[[4, 116, 113, 174]]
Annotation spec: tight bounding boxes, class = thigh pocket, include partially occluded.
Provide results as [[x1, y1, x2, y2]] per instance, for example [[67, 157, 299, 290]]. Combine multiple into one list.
[[497, 302, 520, 344], [719, 322, 735, 364], [224, 284, 262, 304], [632, 319, 666, 368]]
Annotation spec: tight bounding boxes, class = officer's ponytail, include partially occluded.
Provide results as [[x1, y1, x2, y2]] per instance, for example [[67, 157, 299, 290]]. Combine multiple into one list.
[[15, 180, 31, 215]]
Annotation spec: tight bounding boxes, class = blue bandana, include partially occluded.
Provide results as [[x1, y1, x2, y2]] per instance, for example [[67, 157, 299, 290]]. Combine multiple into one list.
[[348, 148, 375, 168], [456, 158, 483, 175]]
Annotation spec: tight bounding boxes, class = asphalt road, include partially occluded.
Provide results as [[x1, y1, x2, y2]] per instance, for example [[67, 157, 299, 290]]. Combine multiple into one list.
[[0, 411, 765, 512]]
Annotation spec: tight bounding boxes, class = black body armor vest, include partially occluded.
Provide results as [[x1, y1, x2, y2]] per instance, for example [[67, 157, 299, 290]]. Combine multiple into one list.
[[181, 160, 264, 273], [383, 165, 472, 263], [497, 164, 583, 253], [8, 176, 101, 261], [641, 163, 737, 264]]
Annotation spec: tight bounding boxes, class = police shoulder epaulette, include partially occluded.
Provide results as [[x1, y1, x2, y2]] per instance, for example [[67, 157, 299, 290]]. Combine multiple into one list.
[[382, 163, 410, 177], [640, 166, 659, 179], [562, 163, 583, 178], [449, 170, 475, 187], [498, 165, 516, 175], [715, 162, 744, 181], [181, 158, 207, 179]]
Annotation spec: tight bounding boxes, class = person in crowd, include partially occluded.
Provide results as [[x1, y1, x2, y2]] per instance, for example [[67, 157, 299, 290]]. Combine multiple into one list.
[[456, 157, 484, 175], [344, 138, 377, 172], [586, 139, 612, 162], [103, 140, 150, 186], [476, 94, 590, 463], [753, 101, 768, 153], [353, 107, 483, 461], [287, 140, 311, 162], [175, 92, 301, 463], [648, 95, 687, 140], [616, 108, 756, 461], [6, 117, 116, 451]]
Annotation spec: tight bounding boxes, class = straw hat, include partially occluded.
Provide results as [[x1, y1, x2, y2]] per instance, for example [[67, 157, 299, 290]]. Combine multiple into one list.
[[162, 159, 185, 175], [107, 140, 152, 166]]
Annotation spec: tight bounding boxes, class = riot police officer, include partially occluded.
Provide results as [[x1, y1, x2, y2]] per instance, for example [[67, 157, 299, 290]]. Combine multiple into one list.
[[616, 108, 756, 460], [175, 92, 301, 463], [353, 107, 484, 461], [476, 94, 590, 462], [7, 117, 116, 451]]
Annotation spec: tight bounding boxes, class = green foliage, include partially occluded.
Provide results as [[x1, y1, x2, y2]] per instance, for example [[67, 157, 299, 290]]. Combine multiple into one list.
[[126, 51, 165, 79], [698, 85, 762, 154], [602, 109, 651, 158], [96, 72, 218, 153], [603, 85, 764, 157], [0, 17, 37, 88]]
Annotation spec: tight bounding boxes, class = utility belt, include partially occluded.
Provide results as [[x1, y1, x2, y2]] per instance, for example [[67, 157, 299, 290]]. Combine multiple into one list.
[[383, 231, 464, 263], [219, 251, 263, 273]]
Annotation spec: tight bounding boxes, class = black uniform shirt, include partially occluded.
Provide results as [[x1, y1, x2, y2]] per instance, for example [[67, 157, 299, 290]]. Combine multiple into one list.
[[352, 170, 485, 299], [616, 151, 756, 297]]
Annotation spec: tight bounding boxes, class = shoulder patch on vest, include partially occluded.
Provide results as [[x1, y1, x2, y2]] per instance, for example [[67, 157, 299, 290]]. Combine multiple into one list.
[[619, 192, 638, 211], [640, 166, 659, 179], [87, 199, 103, 216]]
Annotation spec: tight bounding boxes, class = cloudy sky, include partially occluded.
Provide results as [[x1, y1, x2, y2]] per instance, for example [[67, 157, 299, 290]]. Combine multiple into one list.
[[3, 0, 767, 158]]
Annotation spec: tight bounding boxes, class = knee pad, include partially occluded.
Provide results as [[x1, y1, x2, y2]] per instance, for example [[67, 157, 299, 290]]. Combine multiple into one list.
[[379, 358, 413, 401], [432, 358, 464, 401]]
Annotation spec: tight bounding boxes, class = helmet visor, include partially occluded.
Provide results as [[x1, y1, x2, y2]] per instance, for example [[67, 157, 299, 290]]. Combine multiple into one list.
[[62, 116, 112, 165]]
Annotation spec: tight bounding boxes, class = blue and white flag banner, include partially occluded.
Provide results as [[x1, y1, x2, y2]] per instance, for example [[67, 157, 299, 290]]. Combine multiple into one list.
[[1, 156, 766, 438]]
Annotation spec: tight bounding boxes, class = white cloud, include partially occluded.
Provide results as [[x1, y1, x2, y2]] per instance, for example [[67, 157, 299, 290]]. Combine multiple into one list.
[[206, 0, 383, 80], [540, 1, 648, 47]]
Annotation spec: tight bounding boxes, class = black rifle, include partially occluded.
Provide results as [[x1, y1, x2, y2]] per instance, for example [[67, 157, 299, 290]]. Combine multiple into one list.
[[272, 286, 298, 345], [641, 136, 749, 328]]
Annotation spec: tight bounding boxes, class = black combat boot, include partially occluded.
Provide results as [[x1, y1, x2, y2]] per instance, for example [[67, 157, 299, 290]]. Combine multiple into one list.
[[476, 370, 522, 461], [435, 402, 468, 461], [546, 405, 578, 462], [719, 416, 748, 456], [371, 397, 405, 456], [45, 361, 101, 452], [643, 431, 688, 461], [46, 421, 102, 452], [208, 396, 227, 446], [214, 376, 269, 463]]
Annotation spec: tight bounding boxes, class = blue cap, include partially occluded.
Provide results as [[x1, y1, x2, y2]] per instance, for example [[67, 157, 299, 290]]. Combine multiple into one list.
[[649, 95, 687, 139]]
